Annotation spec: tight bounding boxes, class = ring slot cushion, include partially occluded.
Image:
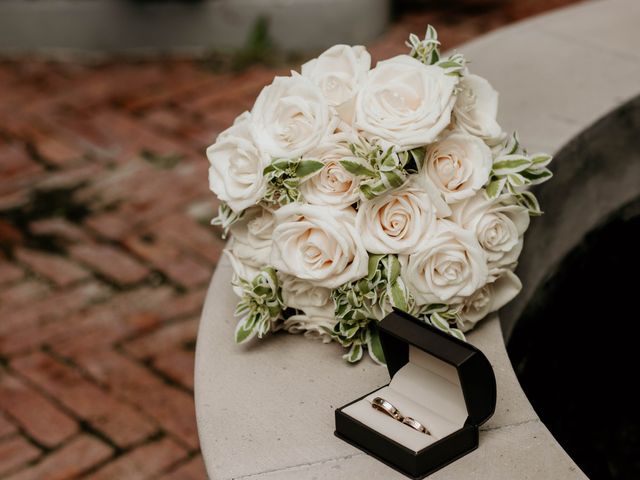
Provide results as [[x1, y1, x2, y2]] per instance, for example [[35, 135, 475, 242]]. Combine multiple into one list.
[[335, 308, 497, 479]]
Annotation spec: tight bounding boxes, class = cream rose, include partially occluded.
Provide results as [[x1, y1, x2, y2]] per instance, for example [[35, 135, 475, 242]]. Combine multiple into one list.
[[302, 45, 371, 123], [270, 204, 368, 289], [280, 274, 336, 343], [354, 55, 458, 150], [457, 270, 521, 331], [453, 74, 502, 141], [356, 178, 440, 254], [228, 206, 275, 267], [207, 112, 269, 213], [401, 220, 488, 304], [424, 131, 492, 203], [250, 73, 337, 159], [224, 243, 260, 298], [299, 133, 360, 208], [283, 312, 335, 343], [450, 193, 529, 278]]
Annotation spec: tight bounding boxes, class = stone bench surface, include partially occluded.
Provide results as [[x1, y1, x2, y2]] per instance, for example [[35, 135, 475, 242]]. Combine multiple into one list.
[[195, 1, 640, 478]]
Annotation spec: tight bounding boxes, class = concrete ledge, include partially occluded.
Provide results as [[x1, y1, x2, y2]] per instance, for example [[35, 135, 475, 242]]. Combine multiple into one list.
[[195, 0, 640, 478], [0, 0, 390, 55]]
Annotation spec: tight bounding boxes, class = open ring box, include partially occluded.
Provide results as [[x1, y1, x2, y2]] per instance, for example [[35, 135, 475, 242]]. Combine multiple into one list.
[[335, 309, 497, 479]]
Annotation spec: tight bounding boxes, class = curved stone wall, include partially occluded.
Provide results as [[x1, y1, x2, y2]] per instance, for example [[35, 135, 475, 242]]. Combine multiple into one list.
[[502, 95, 640, 338]]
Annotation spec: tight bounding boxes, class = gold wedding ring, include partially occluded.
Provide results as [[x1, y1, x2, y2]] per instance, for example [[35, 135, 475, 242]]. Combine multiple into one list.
[[402, 416, 430, 435], [370, 397, 430, 435], [371, 397, 403, 420]]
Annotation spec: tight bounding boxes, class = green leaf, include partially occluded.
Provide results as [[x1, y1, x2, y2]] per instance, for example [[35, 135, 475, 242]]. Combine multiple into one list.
[[264, 160, 288, 175], [382, 169, 405, 189], [211, 202, 243, 238], [390, 282, 408, 311], [519, 191, 543, 215], [359, 184, 376, 200], [485, 178, 507, 198], [367, 254, 385, 281], [409, 147, 426, 165], [339, 160, 376, 177], [253, 285, 271, 296], [386, 255, 401, 283], [521, 168, 553, 185], [437, 60, 461, 69], [492, 157, 531, 175], [344, 343, 364, 363], [529, 154, 553, 169], [263, 164, 276, 175], [507, 173, 528, 187], [450, 328, 466, 341], [342, 324, 361, 339], [234, 317, 257, 344], [367, 327, 386, 365], [506, 132, 521, 155], [256, 317, 271, 338], [430, 312, 450, 332], [427, 25, 437, 37], [295, 159, 323, 178]]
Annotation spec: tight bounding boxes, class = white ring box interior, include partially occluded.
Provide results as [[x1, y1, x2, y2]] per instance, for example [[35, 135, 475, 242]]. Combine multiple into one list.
[[335, 309, 496, 479], [342, 345, 467, 451]]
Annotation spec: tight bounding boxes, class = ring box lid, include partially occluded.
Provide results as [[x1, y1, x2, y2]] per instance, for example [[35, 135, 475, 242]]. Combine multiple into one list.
[[379, 309, 496, 426]]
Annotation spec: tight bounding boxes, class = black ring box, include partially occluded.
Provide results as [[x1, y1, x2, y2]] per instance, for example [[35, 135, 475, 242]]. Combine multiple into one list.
[[335, 308, 497, 479]]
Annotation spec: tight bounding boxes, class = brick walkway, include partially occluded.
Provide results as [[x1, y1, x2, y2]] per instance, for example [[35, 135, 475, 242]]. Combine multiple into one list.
[[0, 1, 581, 479]]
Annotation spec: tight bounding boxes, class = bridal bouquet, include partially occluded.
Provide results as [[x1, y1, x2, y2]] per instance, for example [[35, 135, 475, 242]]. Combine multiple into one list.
[[207, 26, 552, 364]]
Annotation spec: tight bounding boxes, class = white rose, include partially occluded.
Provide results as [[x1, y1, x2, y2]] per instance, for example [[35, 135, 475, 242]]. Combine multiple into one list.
[[458, 270, 521, 331], [302, 45, 371, 124], [299, 133, 360, 208], [354, 55, 458, 150], [207, 112, 269, 213], [450, 193, 529, 279], [283, 312, 335, 344], [280, 274, 333, 315], [229, 206, 275, 267], [224, 243, 260, 298], [453, 74, 502, 141], [424, 131, 493, 204], [280, 274, 336, 343], [401, 220, 488, 304], [251, 73, 337, 158], [356, 178, 441, 254], [270, 204, 368, 289]]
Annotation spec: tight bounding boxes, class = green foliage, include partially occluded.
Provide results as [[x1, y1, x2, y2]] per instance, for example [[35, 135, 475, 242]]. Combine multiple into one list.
[[263, 158, 323, 206], [437, 52, 467, 77], [341, 139, 424, 200], [412, 304, 466, 341], [486, 132, 553, 216], [406, 25, 440, 65], [406, 26, 467, 76], [331, 255, 412, 365], [211, 202, 243, 239], [233, 267, 284, 344]]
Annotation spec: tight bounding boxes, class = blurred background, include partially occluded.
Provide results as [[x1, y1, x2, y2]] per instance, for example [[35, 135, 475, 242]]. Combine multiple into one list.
[[0, 0, 590, 479]]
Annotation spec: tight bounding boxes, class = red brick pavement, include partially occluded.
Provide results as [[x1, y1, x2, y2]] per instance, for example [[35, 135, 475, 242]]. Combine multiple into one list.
[[0, 1, 581, 478]]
